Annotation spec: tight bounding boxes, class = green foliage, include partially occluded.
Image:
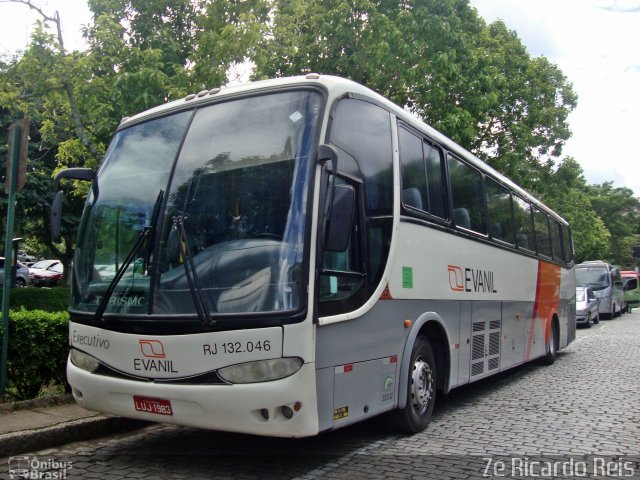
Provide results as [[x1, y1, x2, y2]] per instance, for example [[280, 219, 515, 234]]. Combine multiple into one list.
[[546, 188, 611, 263], [587, 182, 640, 267], [538, 158, 640, 266], [0, 308, 69, 401], [253, 0, 576, 191], [5, 287, 70, 312], [1, 0, 638, 275]]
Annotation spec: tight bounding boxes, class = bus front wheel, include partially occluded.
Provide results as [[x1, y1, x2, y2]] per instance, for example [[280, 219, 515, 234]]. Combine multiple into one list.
[[392, 337, 437, 434]]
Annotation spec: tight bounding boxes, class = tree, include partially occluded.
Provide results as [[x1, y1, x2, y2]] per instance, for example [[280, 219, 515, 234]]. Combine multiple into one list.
[[539, 158, 611, 263], [253, 0, 577, 190], [1, 0, 268, 277], [587, 182, 640, 267]]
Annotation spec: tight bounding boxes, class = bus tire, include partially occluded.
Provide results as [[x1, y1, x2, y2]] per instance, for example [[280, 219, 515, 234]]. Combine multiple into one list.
[[542, 320, 558, 365], [391, 337, 436, 434]]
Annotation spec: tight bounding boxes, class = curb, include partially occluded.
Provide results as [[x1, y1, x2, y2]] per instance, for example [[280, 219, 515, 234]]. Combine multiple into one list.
[[0, 416, 150, 457], [0, 394, 75, 414]]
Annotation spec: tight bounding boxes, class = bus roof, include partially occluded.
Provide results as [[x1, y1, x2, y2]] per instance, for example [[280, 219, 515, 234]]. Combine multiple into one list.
[[117, 74, 567, 225]]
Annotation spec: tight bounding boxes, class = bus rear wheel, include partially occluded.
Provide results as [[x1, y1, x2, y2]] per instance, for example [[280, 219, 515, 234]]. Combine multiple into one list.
[[542, 320, 558, 365], [391, 337, 436, 434]]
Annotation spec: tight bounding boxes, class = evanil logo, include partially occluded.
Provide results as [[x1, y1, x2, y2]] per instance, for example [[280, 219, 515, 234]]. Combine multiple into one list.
[[448, 265, 498, 294]]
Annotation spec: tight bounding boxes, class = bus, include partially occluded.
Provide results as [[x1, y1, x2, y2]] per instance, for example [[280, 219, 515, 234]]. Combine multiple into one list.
[[54, 74, 576, 437], [575, 261, 625, 318], [621, 270, 640, 313]]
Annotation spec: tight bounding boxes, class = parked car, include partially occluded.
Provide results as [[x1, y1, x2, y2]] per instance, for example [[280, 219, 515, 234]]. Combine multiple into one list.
[[29, 260, 64, 287], [576, 286, 599, 327], [29, 259, 60, 276], [621, 271, 640, 313], [17, 250, 37, 265], [0, 257, 31, 287]]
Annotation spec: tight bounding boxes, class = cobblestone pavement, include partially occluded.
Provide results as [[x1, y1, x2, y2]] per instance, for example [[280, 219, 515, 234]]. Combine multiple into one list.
[[2, 311, 640, 479]]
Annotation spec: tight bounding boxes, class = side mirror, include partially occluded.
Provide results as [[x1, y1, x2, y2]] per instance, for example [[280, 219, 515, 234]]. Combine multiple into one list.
[[50, 168, 95, 241], [324, 184, 355, 252], [317, 144, 338, 173], [51, 190, 64, 242]]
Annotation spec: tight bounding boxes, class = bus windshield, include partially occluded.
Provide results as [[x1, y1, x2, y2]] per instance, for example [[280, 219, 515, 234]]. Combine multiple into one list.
[[71, 90, 322, 319], [575, 267, 610, 291]]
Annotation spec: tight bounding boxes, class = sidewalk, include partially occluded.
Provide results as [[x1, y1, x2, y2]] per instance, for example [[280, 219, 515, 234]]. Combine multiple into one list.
[[0, 396, 148, 456]]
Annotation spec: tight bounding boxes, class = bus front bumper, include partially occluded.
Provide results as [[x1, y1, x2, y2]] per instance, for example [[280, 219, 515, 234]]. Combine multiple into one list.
[[67, 360, 319, 438]]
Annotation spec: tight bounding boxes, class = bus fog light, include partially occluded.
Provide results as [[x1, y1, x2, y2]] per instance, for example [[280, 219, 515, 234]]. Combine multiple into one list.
[[218, 357, 303, 384], [282, 405, 294, 419], [70, 349, 100, 373]]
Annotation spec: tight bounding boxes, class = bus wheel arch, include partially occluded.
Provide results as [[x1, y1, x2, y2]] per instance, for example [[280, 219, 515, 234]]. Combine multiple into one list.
[[392, 315, 451, 433]]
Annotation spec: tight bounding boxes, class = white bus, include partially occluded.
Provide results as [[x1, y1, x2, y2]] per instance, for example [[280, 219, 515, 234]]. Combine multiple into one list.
[[55, 75, 576, 437]]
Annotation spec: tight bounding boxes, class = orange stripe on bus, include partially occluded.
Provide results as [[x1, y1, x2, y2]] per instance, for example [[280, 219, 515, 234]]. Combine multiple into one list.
[[525, 260, 561, 361]]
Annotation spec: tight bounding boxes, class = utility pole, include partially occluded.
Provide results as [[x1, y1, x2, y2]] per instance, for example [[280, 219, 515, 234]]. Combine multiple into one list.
[[1, 117, 28, 401]]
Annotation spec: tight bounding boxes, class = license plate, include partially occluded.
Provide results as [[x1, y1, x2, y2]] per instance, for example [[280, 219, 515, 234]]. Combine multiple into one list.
[[133, 395, 173, 416]]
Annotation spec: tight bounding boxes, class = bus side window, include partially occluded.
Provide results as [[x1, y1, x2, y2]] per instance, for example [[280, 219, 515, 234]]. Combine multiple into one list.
[[486, 178, 515, 244], [399, 127, 427, 211], [330, 98, 393, 216], [447, 154, 487, 234], [561, 224, 574, 264], [424, 142, 448, 219], [549, 218, 563, 262], [398, 125, 448, 220], [322, 98, 394, 316], [318, 176, 366, 317], [513, 195, 535, 253], [533, 208, 552, 258]]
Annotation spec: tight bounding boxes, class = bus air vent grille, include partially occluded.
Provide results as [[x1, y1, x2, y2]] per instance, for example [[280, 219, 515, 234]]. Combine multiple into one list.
[[472, 335, 485, 360], [471, 362, 484, 377], [488, 357, 500, 371]]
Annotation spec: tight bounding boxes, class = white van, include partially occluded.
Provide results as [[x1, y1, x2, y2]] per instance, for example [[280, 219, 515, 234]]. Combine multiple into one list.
[[575, 261, 625, 318]]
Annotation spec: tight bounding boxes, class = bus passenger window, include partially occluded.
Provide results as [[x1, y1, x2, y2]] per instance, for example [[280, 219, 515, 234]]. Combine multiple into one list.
[[549, 219, 563, 262], [398, 125, 448, 220], [513, 196, 535, 252], [561, 224, 574, 263], [486, 178, 515, 244], [424, 142, 447, 219], [533, 208, 552, 258], [447, 155, 486, 234], [399, 127, 427, 211]]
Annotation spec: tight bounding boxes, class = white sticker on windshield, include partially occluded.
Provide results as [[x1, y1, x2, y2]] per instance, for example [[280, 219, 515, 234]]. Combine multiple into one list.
[[289, 111, 303, 123]]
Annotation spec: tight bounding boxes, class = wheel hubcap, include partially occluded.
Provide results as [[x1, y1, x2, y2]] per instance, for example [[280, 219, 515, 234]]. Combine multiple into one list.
[[410, 357, 433, 414]]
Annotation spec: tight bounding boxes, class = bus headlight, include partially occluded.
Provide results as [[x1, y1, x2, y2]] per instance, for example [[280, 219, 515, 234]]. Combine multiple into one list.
[[218, 357, 303, 384], [69, 348, 100, 373]]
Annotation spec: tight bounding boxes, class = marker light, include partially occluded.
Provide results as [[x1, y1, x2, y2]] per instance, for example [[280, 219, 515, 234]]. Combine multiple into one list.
[[69, 348, 100, 373], [218, 357, 303, 384]]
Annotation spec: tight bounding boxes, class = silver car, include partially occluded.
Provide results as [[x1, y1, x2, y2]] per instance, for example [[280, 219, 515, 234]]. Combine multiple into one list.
[[576, 286, 599, 327], [0, 257, 31, 287]]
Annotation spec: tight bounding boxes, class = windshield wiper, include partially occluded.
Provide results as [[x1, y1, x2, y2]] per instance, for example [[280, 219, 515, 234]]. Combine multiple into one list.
[[172, 215, 215, 327], [94, 191, 164, 322]]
